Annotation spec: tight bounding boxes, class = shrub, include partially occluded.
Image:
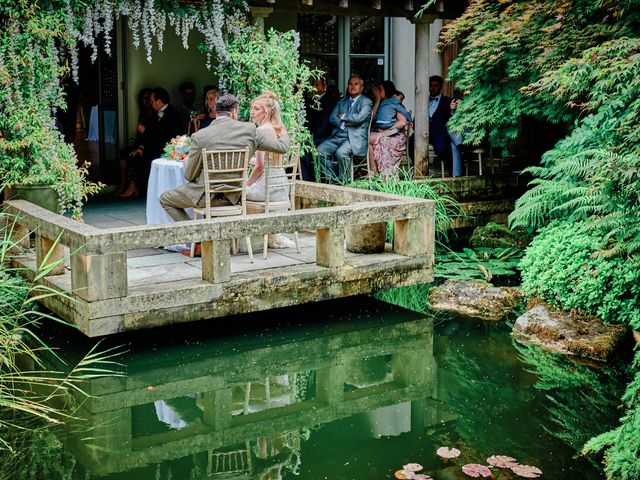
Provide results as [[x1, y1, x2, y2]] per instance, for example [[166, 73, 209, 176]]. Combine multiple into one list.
[[520, 221, 640, 330]]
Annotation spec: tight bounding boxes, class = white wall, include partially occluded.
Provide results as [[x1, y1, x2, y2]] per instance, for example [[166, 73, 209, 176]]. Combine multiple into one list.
[[123, 27, 217, 141], [390, 17, 443, 115]]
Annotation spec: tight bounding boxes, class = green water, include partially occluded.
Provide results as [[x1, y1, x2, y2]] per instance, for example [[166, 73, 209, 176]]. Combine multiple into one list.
[[16, 296, 625, 479]]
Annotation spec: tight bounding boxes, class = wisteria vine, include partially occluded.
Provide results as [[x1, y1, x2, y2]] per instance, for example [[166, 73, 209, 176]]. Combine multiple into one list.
[[60, 0, 249, 82]]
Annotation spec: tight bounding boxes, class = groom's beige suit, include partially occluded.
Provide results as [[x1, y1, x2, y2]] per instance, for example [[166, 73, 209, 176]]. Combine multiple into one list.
[[160, 115, 290, 222]]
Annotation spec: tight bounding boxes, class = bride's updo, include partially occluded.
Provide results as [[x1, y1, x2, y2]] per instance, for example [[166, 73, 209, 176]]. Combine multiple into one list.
[[253, 90, 285, 136]]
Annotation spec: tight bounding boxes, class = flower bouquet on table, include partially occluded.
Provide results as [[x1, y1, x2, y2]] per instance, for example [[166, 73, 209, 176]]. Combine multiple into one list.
[[162, 135, 191, 161]]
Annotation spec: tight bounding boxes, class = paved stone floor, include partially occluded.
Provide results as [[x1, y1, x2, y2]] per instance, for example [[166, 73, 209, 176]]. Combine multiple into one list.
[[79, 196, 366, 275], [82, 197, 148, 228]]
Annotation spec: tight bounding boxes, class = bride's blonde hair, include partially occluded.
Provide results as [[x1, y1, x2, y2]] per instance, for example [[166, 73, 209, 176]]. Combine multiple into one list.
[[252, 90, 286, 137]]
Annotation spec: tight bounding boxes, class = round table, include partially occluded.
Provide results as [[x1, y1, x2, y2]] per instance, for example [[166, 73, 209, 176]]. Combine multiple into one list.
[[146, 158, 192, 251]]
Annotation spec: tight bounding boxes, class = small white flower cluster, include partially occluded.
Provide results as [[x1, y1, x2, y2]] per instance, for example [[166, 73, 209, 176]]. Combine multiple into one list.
[[60, 0, 249, 80]]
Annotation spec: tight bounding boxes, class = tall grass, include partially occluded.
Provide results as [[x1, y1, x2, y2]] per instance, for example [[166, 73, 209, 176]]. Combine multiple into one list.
[[349, 174, 465, 244], [0, 212, 122, 452]]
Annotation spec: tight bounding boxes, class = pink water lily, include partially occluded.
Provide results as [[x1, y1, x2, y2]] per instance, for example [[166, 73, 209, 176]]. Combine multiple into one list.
[[413, 475, 432, 480], [403, 463, 423, 472], [511, 464, 543, 478], [462, 464, 492, 478], [486, 455, 518, 468], [436, 446, 461, 459]]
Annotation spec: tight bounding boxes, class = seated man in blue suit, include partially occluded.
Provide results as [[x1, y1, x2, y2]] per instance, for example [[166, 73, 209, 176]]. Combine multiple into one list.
[[317, 75, 373, 184]]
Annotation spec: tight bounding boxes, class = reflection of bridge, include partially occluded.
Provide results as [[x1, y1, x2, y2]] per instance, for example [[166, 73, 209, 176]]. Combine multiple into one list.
[[62, 308, 441, 478], [5, 182, 435, 337]]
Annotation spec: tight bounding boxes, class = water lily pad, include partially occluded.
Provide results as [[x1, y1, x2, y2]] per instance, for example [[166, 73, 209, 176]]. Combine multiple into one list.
[[462, 464, 492, 478], [403, 463, 423, 472], [436, 446, 461, 459], [511, 464, 543, 478], [486, 455, 518, 468]]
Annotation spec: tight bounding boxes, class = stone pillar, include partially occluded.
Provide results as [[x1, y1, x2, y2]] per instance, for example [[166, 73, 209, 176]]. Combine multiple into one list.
[[251, 7, 273, 31], [315, 363, 346, 405], [202, 240, 231, 284], [413, 15, 437, 176], [71, 252, 127, 302], [35, 234, 65, 276], [316, 227, 345, 268]]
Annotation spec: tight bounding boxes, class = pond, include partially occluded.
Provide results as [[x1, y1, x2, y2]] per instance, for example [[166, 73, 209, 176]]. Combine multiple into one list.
[[17, 292, 624, 479]]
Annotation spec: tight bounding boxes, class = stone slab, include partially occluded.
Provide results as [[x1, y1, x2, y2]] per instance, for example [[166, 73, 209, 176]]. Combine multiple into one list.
[[512, 303, 628, 363]]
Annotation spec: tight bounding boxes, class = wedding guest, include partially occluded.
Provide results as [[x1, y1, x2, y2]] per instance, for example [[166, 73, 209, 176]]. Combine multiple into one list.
[[428, 75, 453, 173], [316, 75, 372, 184], [191, 87, 218, 133], [301, 77, 339, 181], [449, 91, 466, 177], [177, 81, 202, 134], [159, 93, 290, 255], [116, 87, 154, 197], [368, 80, 411, 177], [124, 87, 181, 197], [408, 76, 454, 175], [246, 91, 289, 203]]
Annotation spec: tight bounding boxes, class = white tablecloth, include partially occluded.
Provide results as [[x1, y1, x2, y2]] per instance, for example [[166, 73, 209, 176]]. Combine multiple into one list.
[[86, 105, 117, 143], [146, 158, 192, 251]]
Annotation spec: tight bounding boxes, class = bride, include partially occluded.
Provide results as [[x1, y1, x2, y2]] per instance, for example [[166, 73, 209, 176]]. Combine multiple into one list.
[[246, 91, 290, 203]]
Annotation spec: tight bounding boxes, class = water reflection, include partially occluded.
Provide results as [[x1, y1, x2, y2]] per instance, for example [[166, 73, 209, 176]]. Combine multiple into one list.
[[18, 297, 624, 479], [58, 299, 438, 479]]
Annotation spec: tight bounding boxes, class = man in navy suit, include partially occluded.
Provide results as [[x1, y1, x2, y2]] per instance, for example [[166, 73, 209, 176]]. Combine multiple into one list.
[[129, 87, 181, 194], [408, 76, 454, 175], [428, 75, 453, 174]]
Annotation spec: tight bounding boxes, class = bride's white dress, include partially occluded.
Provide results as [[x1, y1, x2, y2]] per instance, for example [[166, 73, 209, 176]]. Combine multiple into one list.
[[246, 124, 290, 203], [244, 124, 295, 249]]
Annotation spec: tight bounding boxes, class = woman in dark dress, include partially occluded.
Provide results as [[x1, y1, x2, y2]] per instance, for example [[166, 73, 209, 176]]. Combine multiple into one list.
[[117, 88, 154, 197], [191, 87, 217, 133]]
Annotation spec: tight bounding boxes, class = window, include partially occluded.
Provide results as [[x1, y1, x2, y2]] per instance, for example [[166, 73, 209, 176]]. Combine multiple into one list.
[[298, 14, 389, 95]]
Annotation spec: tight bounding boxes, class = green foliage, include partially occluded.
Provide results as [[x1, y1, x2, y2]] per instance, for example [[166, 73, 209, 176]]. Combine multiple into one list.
[[219, 27, 317, 150], [436, 246, 522, 282], [509, 39, 640, 261], [1, 430, 75, 480], [441, 4, 640, 477], [520, 222, 640, 330], [441, 0, 640, 147], [0, 3, 101, 218], [349, 176, 465, 243], [515, 342, 625, 453], [583, 348, 640, 480], [0, 213, 123, 450], [375, 284, 431, 316], [470, 222, 531, 249]]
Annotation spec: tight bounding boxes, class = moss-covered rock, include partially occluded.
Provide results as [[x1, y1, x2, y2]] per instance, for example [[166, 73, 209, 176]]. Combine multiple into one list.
[[428, 280, 523, 321], [469, 222, 531, 249], [512, 303, 627, 363]]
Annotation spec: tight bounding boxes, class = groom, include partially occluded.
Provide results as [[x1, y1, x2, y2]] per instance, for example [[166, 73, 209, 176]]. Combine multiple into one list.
[[160, 93, 290, 224]]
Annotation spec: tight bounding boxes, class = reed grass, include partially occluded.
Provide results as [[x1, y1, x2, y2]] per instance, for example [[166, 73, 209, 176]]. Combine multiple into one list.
[[0, 212, 123, 451], [349, 172, 465, 244]]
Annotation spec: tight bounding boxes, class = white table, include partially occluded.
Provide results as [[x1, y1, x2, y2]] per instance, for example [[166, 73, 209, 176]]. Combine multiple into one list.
[[86, 105, 117, 143], [146, 158, 192, 251]]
